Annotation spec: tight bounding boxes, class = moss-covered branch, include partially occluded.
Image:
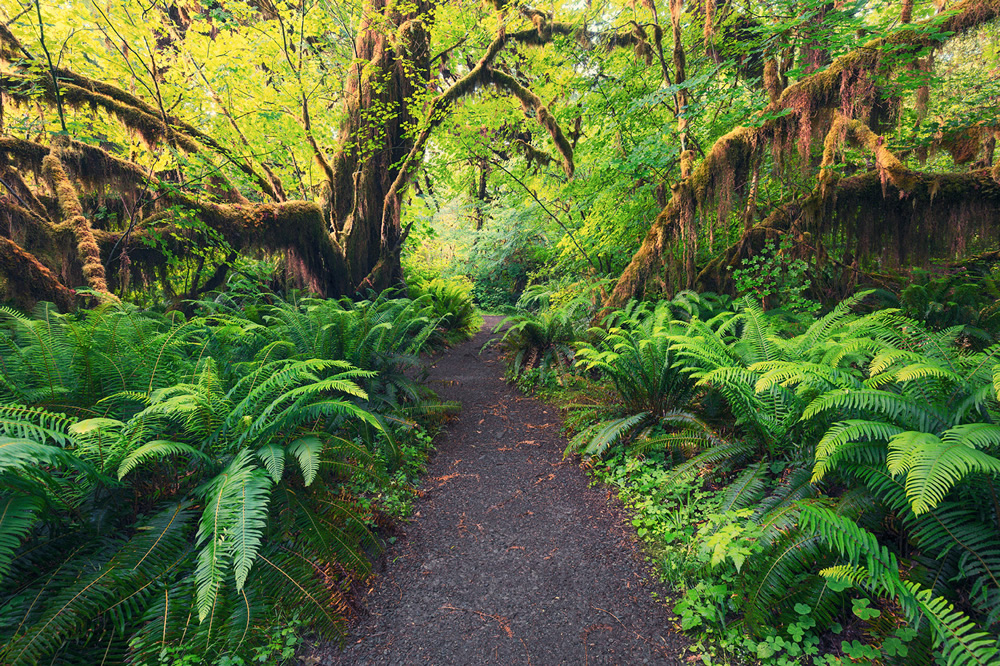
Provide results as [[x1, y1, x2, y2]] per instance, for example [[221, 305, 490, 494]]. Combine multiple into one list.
[[0, 22, 277, 201], [0, 235, 75, 310], [487, 70, 574, 177], [40, 150, 111, 296], [606, 0, 1000, 307]]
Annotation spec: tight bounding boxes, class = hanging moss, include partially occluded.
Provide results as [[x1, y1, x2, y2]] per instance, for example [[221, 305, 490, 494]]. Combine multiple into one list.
[[607, 0, 1000, 307], [0, 235, 74, 310], [0, 136, 50, 169], [0, 32, 274, 199], [41, 153, 111, 296], [489, 70, 574, 176]]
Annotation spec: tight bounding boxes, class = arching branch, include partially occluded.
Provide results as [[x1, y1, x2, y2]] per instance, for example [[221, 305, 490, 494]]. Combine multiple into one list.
[[606, 0, 1000, 307]]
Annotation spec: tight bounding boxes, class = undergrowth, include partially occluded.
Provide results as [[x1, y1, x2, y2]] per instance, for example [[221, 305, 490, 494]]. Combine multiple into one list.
[[501, 281, 1000, 665], [0, 284, 464, 665]]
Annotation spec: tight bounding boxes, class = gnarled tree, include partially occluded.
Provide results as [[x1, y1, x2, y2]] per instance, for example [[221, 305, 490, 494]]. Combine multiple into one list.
[[0, 0, 597, 309]]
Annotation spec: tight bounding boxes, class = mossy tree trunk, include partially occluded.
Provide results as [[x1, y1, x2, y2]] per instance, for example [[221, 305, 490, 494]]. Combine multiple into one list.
[[321, 0, 434, 293]]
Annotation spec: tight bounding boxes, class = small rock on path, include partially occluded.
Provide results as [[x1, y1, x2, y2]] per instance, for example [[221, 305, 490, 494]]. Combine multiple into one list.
[[314, 318, 689, 664]]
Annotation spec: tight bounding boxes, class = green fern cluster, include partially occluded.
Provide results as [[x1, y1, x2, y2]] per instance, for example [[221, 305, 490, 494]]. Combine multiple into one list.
[[587, 291, 1000, 663], [568, 300, 701, 458], [407, 276, 481, 343], [493, 287, 595, 384], [0, 292, 444, 664]]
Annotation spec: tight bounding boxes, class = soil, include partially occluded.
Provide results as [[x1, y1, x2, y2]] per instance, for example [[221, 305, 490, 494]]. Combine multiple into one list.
[[311, 318, 691, 665]]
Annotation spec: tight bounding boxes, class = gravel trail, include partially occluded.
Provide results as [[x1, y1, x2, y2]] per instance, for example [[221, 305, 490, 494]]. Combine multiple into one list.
[[315, 318, 689, 665]]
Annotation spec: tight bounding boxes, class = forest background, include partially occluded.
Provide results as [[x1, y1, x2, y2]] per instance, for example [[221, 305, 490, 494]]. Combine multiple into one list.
[[1, 0, 1000, 664]]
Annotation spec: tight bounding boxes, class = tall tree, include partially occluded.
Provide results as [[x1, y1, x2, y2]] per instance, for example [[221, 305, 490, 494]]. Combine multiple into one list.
[[0, 0, 587, 308]]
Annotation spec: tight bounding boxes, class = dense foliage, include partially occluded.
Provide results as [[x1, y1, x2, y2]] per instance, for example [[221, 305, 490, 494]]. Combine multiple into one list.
[[0, 285, 473, 665], [2, 0, 1000, 662], [503, 283, 1000, 664]]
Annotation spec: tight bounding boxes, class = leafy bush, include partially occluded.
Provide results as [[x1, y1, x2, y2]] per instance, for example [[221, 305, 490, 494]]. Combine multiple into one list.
[[462, 218, 550, 310], [408, 276, 481, 343], [898, 267, 1000, 340], [733, 237, 820, 315]]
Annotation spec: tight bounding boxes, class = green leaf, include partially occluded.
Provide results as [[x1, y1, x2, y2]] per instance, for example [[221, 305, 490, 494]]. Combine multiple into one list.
[[256, 443, 286, 483], [288, 436, 323, 486]]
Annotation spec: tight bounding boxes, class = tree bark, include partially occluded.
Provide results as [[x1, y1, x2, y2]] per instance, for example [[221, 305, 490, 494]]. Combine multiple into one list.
[[325, 0, 434, 292]]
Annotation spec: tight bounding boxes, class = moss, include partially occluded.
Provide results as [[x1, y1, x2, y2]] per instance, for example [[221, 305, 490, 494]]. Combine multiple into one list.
[[703, 0, 716, 49], [516, 139, 554, 170], [116, 200, 351, 297], [41, 154, 110, 295], [608, 1, 1000, 306], [0, 163, 49, 220], [764, 59, 782, 104], [489, 70, 574, 176], [0, 235, 75, 311], [0, 23, 27, 62], [0, 136, 50, 169]]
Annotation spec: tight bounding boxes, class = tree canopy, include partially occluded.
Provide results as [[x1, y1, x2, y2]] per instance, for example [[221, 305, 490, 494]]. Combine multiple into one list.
[[0, 0, 998, 309]]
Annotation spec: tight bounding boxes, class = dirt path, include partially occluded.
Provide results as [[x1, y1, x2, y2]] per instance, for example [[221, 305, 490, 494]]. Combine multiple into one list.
[[316, 318, 689, 664]]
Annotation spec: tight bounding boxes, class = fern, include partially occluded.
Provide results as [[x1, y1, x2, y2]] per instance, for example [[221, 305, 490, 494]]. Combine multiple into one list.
[[812, 419, 904, 481], [886, 430, 1000, 514], [118, 440, 212, 480], [802, 505, 999, 666], [0, 293, 428, 663], [256, 443, 286, 483], [288, 436, 323, 486], [0, 495, 41, 581], [196, 450, 270, 622], [804, 389, 949, 433], [719, 463, 767, 512]]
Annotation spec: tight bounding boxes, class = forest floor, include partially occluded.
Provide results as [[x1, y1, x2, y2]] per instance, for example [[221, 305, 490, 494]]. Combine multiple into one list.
[[309, 317, 691, 665]]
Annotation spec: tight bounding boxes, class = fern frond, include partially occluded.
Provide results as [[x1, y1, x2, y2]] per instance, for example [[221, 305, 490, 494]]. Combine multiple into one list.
[[803, 389, 948, 433], [742, 530, 831, 633], [886, 431, 1000, 514], [568, 413, 652, 458], [256, 443, 285, 484], [719, 463, 768, 512], [118, 440, 211, 480], [232, 469, 272, 592], [755, 467, 818, 540], [196, 450, 269, 622], [752, 362, 862, 393], [0, 495, 41, 581], [660, 440, 754, 487], [941, 423, 1000, 451], [905, 582, 1000, 666], [0, 403, 78, 447], [812, 420, 903, 480], [288, 436, 323, 486]]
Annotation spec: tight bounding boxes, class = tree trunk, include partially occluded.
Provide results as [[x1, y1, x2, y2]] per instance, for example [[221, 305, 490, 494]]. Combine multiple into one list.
[[326, 0, 433, 292]]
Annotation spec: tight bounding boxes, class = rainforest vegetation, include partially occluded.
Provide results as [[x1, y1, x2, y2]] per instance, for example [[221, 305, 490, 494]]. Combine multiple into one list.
[[1, 0, 1000, 663]]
